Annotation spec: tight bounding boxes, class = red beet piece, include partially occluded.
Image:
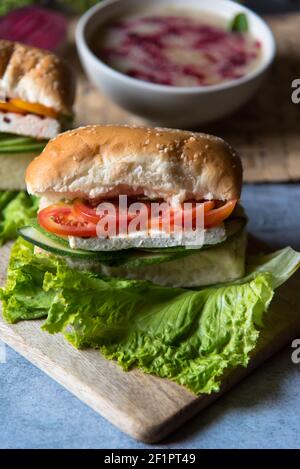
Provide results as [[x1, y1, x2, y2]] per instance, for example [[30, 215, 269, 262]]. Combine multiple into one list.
[[0, 6, 67, 50]]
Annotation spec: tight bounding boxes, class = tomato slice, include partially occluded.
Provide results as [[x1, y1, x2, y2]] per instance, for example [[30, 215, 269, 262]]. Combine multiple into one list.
[[73, 198, 150, 226], [10, 99, 58, 119], [73, 199, 102, 224], [171, 200, 236, 230], [0, 101, 27, 114], [39, 199, 237, 238], [155, 200, 215, 231], [204, 200, 237, 228], [38, 204, 97, 237], [173, 199, 215, 221]]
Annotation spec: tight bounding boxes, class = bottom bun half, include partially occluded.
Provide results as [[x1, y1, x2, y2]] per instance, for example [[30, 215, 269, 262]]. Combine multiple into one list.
[[0, 152, 37, 190], [59, 229, 247, 288]]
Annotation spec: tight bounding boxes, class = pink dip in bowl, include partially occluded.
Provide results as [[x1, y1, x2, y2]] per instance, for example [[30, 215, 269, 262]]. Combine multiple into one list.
[[92, 12, 261, 87]]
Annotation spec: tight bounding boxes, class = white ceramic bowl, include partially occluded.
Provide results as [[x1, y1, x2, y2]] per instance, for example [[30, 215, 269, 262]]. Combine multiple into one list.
[[76, 0, 276, 128]]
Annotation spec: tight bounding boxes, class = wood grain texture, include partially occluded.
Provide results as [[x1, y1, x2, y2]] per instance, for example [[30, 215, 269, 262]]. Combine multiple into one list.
[[1, 242, 300, 442], [63, 13, 300, 183]]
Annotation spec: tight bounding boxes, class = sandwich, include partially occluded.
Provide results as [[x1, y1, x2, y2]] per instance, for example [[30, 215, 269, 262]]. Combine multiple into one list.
[[0, 39, 75, 191], [0, 39, 75, 245], [22, 125, 245, 287], [1, 124, 300, 395]]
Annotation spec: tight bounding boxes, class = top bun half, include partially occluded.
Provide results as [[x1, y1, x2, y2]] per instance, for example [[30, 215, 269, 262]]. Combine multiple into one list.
[[0, 40, 75, 116], [26, 125, 243, 204]]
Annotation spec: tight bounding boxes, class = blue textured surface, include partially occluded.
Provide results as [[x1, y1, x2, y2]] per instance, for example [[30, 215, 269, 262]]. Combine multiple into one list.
[[1, 183, 300, 449]]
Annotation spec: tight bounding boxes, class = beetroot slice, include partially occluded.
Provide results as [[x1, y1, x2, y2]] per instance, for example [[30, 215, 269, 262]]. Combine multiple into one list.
[[0, 6, 67, 50]]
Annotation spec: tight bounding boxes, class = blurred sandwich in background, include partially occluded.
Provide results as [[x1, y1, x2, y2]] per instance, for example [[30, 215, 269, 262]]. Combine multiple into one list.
[[0, 39, 75, 190]]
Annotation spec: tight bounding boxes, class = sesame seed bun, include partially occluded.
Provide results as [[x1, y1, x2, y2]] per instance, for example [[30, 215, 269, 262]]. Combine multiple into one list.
[[0, 40, 75, 116], [26, 125, 243, 203]]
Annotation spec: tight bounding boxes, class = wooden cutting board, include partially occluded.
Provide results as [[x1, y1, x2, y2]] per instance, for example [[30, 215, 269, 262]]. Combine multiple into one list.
[[1, 242, 300, 443]]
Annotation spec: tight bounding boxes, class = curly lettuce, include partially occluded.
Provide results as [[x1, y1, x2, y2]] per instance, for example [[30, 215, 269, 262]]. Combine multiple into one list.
[[1, 238, 300, 395], [0, 192, 39, 246]]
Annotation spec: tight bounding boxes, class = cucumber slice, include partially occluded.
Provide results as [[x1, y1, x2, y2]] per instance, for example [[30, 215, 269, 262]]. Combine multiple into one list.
[[0, 133, 20, 140], [18, 226, 116, 261], [29, 218, 69, 247], [0, 134, 45, 144], [0, 143, 46, 153], [0, 134, 47, 153], [22, 220, 190, 267], [0, 137, 33, 146], [21, 216, 247, 267]]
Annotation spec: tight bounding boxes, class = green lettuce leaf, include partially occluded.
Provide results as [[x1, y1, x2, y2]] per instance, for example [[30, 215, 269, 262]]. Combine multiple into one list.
[[1, 238, 300, 395], [0, 192, 39, 245], [245, 248, 300, 289]]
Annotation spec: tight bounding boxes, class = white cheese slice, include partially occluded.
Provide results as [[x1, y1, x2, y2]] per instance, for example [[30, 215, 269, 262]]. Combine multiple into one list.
[[68, 224, 226, 251], [0, 111, 60, 139]]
